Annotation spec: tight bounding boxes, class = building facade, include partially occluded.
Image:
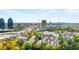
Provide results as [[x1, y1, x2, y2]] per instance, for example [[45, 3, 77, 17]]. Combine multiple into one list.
[[41, 20, 47, 31]]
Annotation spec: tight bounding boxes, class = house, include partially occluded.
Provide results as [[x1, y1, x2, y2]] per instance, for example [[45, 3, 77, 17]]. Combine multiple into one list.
[[44, 31, 58, 36], [63, 32, 73, 39], [17, 37, 27, 42]]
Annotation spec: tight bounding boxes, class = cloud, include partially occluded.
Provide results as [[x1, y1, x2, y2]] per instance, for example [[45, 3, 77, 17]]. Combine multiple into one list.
[[37, 10, 56, 18], [65, 9, 79, 13], [0, 9, 79, 23]]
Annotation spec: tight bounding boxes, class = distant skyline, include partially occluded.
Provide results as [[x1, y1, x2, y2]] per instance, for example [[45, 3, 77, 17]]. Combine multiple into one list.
[[0, 9, 79, 23]]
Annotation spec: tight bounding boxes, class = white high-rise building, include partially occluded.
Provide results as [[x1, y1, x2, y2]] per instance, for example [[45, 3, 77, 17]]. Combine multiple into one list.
[[41, 20, 47, 31]]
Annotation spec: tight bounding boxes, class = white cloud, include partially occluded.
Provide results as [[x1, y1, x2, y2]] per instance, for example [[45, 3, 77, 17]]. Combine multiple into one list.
[[0, 9, 79, 23], [65, 9, 79, 13], [38, 10, 56, 18]]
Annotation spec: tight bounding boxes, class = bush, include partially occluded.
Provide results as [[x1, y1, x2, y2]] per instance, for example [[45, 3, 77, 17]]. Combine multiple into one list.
[[16, 39, 24, 47], [32, 41, 41, 50], [52, 45, 61, 50], [23, 41, 33, 50]]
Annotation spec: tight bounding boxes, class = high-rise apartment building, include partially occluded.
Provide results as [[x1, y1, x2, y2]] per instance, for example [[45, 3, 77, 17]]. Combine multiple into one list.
[[41, 20, 47, 31]]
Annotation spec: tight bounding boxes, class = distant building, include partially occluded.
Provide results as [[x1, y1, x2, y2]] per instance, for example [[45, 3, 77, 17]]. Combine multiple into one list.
[[0, 18, 5, 29], [8, 18, 13, 29], [41, 20, 47, 31], [0, 18, 14, 33], [49, 22, 52, 26]]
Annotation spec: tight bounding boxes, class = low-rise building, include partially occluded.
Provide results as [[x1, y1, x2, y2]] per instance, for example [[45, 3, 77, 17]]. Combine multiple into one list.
[[17, 37, 27, 42]]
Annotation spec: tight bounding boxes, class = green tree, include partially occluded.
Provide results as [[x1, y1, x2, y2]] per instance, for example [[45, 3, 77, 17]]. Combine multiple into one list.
[[16, 39, 24, 47], [57, 33, 65, 49]]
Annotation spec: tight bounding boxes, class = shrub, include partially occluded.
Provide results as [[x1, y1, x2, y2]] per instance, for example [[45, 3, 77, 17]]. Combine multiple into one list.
[[16, 39, 24, 47]]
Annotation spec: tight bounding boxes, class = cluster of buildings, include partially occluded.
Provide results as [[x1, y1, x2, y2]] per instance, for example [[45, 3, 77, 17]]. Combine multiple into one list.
[[43, 31, 59, 45], [42, 31, 79, 45], [0, 19, 79, 44], [0, 32, 27, 42], [0, 18, 13, 32], [13, 20, 79, 31]]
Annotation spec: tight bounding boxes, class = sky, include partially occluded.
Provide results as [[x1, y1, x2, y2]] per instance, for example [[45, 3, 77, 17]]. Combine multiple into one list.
[[0, 9, 79, 23]]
